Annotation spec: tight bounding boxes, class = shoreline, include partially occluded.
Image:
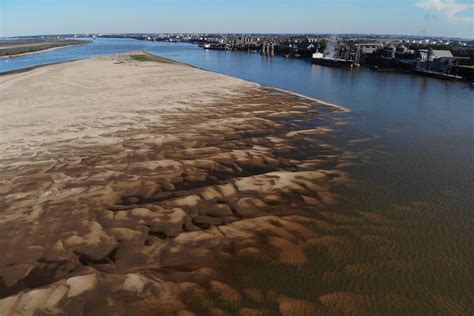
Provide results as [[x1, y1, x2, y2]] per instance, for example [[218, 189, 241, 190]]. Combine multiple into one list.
[[0, 59, 81, 76], [269, 86, 350, 113], [1, 50, 348, 113]]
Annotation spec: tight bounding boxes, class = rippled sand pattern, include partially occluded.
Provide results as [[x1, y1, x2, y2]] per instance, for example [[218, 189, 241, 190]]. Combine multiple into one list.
[[0, 54, 471, 315]]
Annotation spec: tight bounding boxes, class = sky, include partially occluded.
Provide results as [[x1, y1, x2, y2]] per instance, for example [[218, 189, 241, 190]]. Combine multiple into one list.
[[0, 0, 472, 38]]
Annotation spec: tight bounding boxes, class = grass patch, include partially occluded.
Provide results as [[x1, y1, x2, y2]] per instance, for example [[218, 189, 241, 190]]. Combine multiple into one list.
[[129, 53, 175, 64]]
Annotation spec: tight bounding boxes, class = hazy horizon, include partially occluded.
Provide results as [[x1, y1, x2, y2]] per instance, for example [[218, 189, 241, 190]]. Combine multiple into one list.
[[2, 31, 473, 41], [1, 0, 472, 39]]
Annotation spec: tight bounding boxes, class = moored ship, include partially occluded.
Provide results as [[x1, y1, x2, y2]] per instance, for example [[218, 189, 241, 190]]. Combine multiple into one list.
[[312, 52, 355, 68]]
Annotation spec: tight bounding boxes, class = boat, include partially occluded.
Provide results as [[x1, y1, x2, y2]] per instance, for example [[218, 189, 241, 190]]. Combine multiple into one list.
[[412, 69, 462, 81], [200, 43, 226, 51], [312, 52, 354, 68], [312, 57, 354, 68]]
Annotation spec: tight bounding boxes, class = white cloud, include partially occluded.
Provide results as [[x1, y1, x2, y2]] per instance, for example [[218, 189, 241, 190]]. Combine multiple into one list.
[[416, 0, 473, 23]]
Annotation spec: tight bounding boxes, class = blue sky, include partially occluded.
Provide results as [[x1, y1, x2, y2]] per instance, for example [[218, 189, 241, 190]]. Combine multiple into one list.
[[1, 0, 472, 38]]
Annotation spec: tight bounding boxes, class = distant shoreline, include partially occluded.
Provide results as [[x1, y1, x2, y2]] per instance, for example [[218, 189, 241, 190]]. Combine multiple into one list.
[[0, 40, 89, 59], [0, 45, 76, 59]]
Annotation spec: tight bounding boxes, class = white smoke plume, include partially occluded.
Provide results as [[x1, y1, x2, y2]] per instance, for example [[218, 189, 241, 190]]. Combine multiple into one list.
[[324, 35, 338, 58]]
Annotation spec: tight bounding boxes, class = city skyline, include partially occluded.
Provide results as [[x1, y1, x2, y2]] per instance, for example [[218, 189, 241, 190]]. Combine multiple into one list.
[[1, 0, 473, 39]]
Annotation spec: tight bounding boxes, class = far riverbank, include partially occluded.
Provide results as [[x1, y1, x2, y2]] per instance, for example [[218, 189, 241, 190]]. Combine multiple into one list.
[[0, 39, 90, 58]]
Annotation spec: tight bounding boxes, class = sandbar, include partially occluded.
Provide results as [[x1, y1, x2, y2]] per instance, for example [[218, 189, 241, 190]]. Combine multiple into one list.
[[0, 53, 354, 315]]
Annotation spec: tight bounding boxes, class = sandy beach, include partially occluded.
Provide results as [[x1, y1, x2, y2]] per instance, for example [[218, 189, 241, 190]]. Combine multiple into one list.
[[0, 53, 360, 315]]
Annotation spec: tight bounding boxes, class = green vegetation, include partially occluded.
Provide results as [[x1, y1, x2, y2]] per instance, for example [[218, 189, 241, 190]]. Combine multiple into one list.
[[129, 53, 175, 64]]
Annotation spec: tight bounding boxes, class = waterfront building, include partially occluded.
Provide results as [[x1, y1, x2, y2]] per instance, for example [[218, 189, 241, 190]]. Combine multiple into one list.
[[416, 49, 456, 74], [261, 42, 275, 56], [417, 49, 453, 62], [396, 44, 408, 54], [382, 45, 396, 59], [289, 42, 316, 51]]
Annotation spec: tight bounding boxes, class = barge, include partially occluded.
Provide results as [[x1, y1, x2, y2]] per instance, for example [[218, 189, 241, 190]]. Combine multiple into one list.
[[312, 53, 355, 68], [412, 69, 462, 81], [200, 43, 226, 50]]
